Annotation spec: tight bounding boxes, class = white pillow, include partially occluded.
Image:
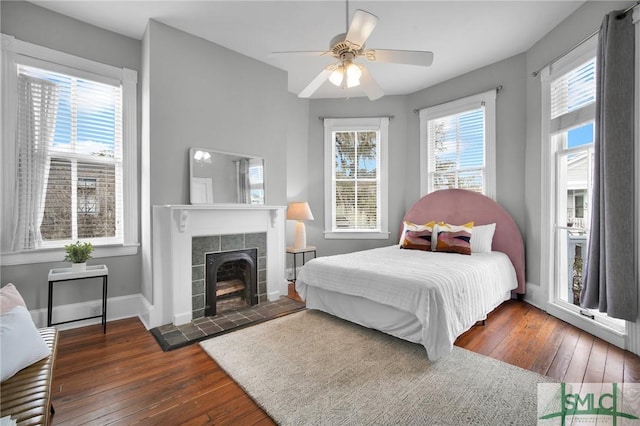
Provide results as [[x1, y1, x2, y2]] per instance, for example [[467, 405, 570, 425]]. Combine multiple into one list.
[[470, 223, 496, 253], [0, 305, 51, 382], [1, 283, 27, 314]]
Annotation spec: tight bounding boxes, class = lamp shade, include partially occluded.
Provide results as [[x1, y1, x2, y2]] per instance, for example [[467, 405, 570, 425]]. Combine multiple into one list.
[[287, 202, 314, 221]]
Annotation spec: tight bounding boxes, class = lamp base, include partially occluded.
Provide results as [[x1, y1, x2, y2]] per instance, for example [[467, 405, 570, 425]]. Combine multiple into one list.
[[293, 221, 307, 249]]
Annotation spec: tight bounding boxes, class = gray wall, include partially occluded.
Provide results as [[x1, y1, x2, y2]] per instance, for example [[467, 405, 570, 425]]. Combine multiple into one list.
[[523, 0, 631, 304], [141, 20, 290, 303], [2, 0, 634, 313], [285, 94, 311, 248], [0, 1, 140, 71], [0, 1, 142, 309], [406, 53, 527, 234], [144, 20, 288, 207]]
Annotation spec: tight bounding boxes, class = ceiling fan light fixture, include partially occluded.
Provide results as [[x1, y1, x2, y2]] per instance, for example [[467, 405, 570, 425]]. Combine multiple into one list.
[[329, 66, 344, 86], [345, 62, 362, 87]]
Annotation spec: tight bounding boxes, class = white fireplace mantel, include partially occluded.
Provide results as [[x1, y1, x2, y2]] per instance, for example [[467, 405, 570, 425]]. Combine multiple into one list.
[[151, 204, 287, 327]]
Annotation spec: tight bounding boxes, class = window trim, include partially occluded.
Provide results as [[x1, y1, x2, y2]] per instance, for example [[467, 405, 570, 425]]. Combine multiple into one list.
[[540, 35, 626, 340], [323, 117, 389, 240], [418, 89, 496, 199], [540, 35, 598, 306], [1, 34, 138, 265]]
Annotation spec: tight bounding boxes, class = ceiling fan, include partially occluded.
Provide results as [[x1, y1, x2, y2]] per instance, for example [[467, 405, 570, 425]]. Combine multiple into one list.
[[270, 2, 434, 101]]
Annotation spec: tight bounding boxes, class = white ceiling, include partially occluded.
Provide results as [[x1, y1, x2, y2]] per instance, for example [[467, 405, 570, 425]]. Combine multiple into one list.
[[28, 0, 585, 99]]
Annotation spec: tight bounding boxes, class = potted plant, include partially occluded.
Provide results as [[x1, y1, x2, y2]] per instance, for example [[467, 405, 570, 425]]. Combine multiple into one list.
[[64, 241, 94, 272]]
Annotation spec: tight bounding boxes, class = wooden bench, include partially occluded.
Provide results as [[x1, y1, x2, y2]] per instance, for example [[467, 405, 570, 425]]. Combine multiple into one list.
[[0, 328, 58, 425]]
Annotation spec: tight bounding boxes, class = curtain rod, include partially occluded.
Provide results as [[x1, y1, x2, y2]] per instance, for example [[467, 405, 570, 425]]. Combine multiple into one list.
[[617, 1, 639, 18], [531, 1, 639, 78], [318, 115, 395, 121], [412, 85, 502, 114]]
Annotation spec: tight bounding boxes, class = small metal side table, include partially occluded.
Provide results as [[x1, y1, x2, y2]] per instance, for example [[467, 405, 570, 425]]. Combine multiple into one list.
[[286, 246, 317, 282], [48, 265, 109, 333]]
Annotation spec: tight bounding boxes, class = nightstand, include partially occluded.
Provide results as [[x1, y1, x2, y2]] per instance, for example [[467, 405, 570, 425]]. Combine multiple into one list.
[[286, 246, 317, 282], [48, 265, 108, 333]]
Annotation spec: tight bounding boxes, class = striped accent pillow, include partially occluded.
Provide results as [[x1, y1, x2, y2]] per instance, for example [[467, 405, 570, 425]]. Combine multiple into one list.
[[400, 221, 435, 251], [435, 222, 474, 255]]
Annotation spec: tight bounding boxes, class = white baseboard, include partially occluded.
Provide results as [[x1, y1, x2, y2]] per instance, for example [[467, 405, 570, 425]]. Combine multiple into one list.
[[30, 293, 145, 330], [268, 290, 282, 301], [173, 311, 192, 326], [138, 295, 154, 330], [522, 281, 547, 311]]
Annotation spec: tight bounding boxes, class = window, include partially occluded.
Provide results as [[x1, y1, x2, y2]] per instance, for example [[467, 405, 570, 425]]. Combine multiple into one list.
[[1, 34, 138, 264], [323, 117, 389, 239], [248, 158, 265, 204], [419, 90, 496, 198], [19, 64, 121, 243], [541, 36, 625, 338]]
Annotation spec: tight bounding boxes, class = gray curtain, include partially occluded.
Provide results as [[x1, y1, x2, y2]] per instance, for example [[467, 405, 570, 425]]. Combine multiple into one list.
[[236, 159, 250, 204], [581, 10, 636, 321]]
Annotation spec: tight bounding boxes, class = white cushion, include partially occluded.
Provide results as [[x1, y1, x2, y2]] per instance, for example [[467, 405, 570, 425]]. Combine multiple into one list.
[[0, 283, 27, 314], [0, 305, 51, 382], [470, 223, 496, 253]]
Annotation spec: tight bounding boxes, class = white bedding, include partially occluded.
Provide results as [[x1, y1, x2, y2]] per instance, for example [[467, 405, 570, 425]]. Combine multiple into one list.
[[295, 245, 518, 360]]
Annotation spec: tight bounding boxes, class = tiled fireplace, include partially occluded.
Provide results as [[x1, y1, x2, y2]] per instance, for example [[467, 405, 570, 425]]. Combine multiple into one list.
[[151, 204, 287, 328], [205, 247, 258, 316], [192, 234, 266, 318]]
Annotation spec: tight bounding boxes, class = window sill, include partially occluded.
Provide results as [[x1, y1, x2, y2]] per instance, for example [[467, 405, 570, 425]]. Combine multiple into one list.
[[1, 243, 139, 266], [324, 231, 390, 240], [546, 301, 626, 348]]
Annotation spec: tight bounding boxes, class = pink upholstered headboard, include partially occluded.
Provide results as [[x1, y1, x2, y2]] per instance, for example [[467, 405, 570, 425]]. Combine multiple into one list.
[[402, 189, 525, 294]]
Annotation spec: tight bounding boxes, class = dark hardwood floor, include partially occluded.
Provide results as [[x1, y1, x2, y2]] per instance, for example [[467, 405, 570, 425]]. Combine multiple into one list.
[[50, 289, 640, 425]]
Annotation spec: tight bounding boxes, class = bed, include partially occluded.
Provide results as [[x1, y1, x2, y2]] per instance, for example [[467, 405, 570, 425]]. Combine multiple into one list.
[[295, 189, 525, 360]]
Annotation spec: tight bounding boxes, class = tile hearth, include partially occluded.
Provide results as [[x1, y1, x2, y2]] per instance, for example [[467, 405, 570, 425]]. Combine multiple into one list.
[[150, 296, 305, 351]]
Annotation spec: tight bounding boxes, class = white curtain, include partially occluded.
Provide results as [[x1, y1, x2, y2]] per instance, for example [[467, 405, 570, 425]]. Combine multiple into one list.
[[11, 75, 58, 251]]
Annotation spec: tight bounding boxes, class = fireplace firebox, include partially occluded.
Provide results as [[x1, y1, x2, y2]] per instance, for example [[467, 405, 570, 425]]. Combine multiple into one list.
[[205, 248, 258, 316]]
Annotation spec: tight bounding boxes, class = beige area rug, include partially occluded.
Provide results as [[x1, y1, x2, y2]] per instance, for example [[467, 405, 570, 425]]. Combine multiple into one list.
[[200, 310, 553, 425]]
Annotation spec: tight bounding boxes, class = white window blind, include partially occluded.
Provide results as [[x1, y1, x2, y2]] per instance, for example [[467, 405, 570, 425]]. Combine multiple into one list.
[[333, 129, 380, 231], [427, 107, 485, 193], [419, 89, 496, 199], [14, 64, 123, 249], [549, 58, 596, 134]]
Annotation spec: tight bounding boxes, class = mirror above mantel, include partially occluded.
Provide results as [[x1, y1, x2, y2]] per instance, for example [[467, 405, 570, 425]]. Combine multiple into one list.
[[189, 147, 265, 205]]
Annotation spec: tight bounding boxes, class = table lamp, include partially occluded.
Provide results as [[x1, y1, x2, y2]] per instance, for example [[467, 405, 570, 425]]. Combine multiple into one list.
[[287, 202, 314, 249]]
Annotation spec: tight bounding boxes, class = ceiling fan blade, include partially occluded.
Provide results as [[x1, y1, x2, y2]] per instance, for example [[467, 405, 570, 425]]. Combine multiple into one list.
[[298, 67, 333, 98], [346, 9, 379, 49], [366, 49, 434, 67], [269, 51, 330, 58], [359, 67, 384, 101]]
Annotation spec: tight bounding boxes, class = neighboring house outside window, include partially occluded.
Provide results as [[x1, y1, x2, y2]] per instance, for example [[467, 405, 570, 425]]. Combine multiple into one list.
[[1, 34, 138, 265], [323, 117, 389, 240], [418, 90, 496, 199]]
